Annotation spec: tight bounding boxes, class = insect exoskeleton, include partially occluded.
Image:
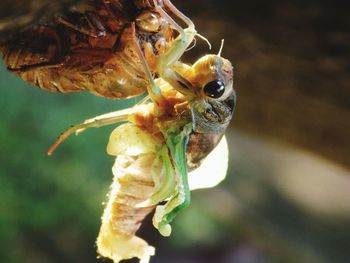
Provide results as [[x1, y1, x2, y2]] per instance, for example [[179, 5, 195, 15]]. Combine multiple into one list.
[[0, 0, 196, 99]]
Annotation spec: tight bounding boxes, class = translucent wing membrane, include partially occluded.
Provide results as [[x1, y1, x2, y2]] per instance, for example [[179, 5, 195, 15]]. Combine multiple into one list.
[[188, 136, 229, 190]]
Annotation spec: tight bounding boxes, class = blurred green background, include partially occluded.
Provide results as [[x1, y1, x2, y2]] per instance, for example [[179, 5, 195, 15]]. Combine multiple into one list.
[[1, 0, 350, 263]]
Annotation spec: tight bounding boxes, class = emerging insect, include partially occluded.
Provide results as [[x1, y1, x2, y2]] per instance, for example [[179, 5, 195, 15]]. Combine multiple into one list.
[[2, 0, 236, 262]]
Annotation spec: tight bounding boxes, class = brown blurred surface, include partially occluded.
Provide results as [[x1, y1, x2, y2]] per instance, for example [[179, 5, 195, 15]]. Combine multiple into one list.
[[0, 0, 348, 167], [174, 0, 350, 168]]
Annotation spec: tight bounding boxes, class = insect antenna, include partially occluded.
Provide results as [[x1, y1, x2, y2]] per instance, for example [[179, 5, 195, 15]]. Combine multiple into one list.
[[218, 39, 225, 57]]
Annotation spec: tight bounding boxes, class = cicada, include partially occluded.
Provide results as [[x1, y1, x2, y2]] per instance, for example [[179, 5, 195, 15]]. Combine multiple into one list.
[[2, 0, 236, 262], [48, 54, 235, 263]]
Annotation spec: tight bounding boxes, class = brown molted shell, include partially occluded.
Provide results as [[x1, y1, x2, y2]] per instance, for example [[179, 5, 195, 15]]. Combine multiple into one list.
[[0, 0, 174, 99]]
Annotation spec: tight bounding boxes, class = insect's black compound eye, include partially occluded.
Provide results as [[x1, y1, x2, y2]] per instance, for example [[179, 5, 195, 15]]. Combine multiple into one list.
[[203, 80, 225, 99]]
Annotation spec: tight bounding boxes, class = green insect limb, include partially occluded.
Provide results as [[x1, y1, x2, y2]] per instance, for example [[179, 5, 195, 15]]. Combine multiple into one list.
[[152, 124, 192, 236], [136, 145, 176, 208], [154, 0, 196, 70]]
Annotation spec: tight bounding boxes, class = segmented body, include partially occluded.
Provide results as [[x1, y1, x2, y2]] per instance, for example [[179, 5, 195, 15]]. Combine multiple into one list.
[[104, 154, 157, 236], [95, 70, 235, 262], [1, 0, 173, 98], [97, 152, 158, 262]]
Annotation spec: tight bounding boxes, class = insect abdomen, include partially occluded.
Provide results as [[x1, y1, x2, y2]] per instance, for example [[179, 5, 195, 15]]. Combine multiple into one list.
[[97, 153, 158, 262]]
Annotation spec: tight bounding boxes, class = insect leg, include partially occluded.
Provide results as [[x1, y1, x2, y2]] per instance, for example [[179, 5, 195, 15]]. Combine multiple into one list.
[[150, 0, 198, 96], [130, 23, 165, 106], [163, 0, 196, 33], [48, 108, 132, 155], [7, 61, 65, 72], [6, 25, 66, 72], [152, 0, 196, 69], [56, 12, 106, 38], [85, 11, 107, 37], [101, 0, 124, 18], [152, 124, 192, 236], [136, 145, 176, 208]]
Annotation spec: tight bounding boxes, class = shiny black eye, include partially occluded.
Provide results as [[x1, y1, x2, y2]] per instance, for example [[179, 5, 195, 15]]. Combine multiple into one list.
[[203, 80, 225, 98]]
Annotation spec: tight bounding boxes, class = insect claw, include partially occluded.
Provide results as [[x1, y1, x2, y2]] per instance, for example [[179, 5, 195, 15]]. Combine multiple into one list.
[[47, 126, 78, 155], [47, 140, 61, 156], [75, 128, 85, 135], [196, 33, 212, 50]]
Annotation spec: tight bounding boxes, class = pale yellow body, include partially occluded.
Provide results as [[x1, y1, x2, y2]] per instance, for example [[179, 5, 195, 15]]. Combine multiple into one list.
[[95, 84, 180, 263], [97, 145, 159, 262], [94, 54, 234, 261]]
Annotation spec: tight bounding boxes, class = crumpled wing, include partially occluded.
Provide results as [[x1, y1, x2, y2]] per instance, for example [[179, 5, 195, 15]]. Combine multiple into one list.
[[188, 136, 229, 190]]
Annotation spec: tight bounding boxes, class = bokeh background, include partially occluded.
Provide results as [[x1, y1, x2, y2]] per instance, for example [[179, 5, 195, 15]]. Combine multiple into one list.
[[1, 0, 350, 262]]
